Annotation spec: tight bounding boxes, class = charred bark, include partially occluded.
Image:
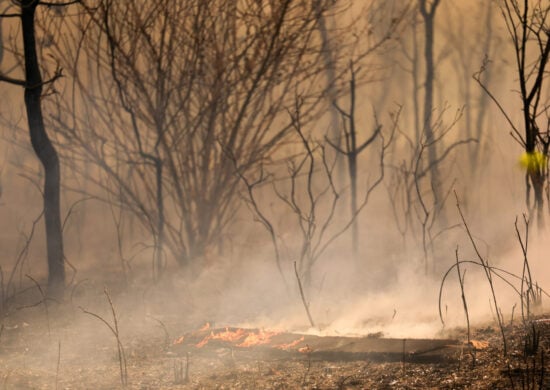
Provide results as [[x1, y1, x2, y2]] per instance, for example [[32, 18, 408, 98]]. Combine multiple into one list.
[[328, 64, 380, 259], [475, 0, 550, 229], [418, 0, 443, 218], [21, 3, 65, 298]]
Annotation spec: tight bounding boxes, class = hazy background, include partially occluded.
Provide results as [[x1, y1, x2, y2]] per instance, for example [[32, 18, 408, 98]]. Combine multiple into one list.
[[0, 0, 548, 344]]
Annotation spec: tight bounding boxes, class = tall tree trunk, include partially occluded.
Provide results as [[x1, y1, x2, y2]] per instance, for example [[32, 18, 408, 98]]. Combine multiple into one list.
[[419, 0, 444, 218], [411, 13, 421, 144], [314, 1, 347, 190], [329, 67, 380, 261], [349, 153, 358, 257], [154, 158, 164, 280], [21, 2, 65, 298], [471, 0, 493, 171], [530, 171, 544, 229]]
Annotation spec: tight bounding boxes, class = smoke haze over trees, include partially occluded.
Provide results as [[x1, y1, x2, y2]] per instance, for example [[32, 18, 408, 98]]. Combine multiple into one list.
[[0, 0, 548, 332]]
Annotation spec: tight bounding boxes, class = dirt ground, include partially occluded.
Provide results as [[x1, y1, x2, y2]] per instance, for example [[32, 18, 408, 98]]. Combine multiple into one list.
[[0, 284, 549, 389]]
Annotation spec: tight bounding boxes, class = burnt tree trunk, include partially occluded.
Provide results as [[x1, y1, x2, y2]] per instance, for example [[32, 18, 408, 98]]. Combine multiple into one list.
[[419, 0, 443, 217], [513, 0, 550, 229], [329, 65, 380, 260], [475, 1, 550, 229], [21, 3, 65, 298]]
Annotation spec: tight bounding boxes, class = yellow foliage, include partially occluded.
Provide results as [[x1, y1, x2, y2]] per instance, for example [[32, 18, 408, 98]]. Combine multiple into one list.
[[519, 151, 547, 173]]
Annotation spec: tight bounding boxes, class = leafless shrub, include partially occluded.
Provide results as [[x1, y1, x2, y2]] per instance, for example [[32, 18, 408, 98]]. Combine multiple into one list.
[[440, 197, 550, 358], [387, 106, 473, 274], [79, 288, 128, 387], [45, 0, 356, 279], [515, 215, 542, 323], [237, 100, 397, 324]]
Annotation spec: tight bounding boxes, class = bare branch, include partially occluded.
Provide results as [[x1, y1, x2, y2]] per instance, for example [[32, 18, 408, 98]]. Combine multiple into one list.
[[473, 60, 524, 145], [324, 135, 347, 155], [0, 73, 26, 86], [355, 124, 382, 154]]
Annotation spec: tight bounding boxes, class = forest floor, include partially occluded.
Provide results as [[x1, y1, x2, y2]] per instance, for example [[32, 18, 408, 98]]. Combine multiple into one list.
[[0, 284, 549, 389]]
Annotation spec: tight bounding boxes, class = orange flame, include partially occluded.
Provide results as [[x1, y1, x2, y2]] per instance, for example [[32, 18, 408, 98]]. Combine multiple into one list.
[[195, 327, 247, 348], [298, 344, 312, 354], [173, 335, 185, 345], [211, 328, 246, 342], [196, 334, 212, 348], [236, 329, 280, 347], [194, 327, 283, 349], [199, 322, 211, 332], [275, 336, 305, 350]]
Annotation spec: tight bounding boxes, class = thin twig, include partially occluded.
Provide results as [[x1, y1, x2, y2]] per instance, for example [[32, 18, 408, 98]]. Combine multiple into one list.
[[453, 191, 507, 355], [23, 275, 51, 338], [455, 247, 471, 345], [294, 261, 315, 328], [55, 340, 61, 390], [147, 315, 170, 348], [79, 288, 127, 387]]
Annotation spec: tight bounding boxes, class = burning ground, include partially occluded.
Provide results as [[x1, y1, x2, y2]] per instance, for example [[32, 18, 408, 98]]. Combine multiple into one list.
[[1, 245, 550, 389], [1, 276, 550, 389]]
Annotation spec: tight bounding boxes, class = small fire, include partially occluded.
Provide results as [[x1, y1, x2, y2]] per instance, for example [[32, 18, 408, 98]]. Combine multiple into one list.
[[298, 344, 312, 354], [274, 336, 305, 350], [212, 328, 247, 342], [194, 328, 281, 348], [173, 335, 185, 345], [236, 329, 280, 347], [196, 327, 247, 348], [199, 322, 211, 332], [196, 335, 212, 348]]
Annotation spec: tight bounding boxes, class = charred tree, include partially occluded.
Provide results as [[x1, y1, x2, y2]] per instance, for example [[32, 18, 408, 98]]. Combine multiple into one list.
[[506, 0, 550, 228], [471, 1, 494, 170], [441, 1, 495, 173], [22, 2, 65, 299], [418, 0, 444, 219], [327, 63, 380, 259], [49, 0, 341, 276], [475, 0, 550, 228], [0, 1, 68, 298], [100, 0, 166, 280], [239, 100, 395, 291], [314, 0, 347, 192]]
